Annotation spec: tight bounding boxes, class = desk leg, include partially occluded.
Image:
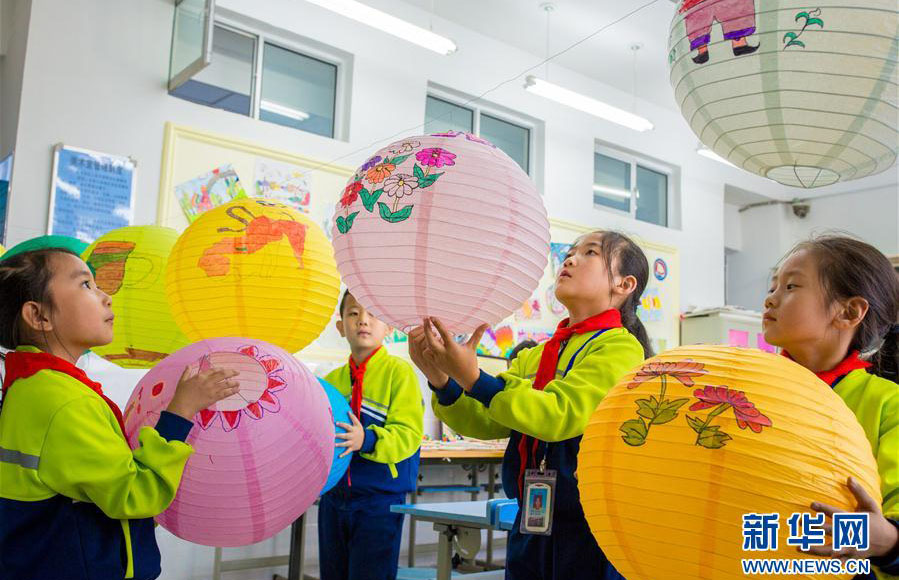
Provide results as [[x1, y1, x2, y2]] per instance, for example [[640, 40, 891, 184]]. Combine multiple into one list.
[[486, 462, 495, 565], [408, 488, 417, 567], [287, 514, 306, 580], [433, 523, 455, 580], [213, 547, 222, 580]]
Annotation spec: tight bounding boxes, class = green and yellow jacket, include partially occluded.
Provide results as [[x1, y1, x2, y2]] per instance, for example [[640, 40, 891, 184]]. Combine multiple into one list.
[[324, 348, 423, 495], [431, 327, 644, 515], [0, 346, 193, 580]]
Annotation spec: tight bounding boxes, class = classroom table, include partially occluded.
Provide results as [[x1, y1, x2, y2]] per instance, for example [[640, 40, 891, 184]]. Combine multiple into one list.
[[411, 448, 505, 566], [216, 447, 506, 580], [391, 499, 519, 580]]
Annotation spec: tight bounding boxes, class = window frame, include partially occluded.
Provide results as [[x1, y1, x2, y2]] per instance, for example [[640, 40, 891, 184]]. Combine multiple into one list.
[[593, 143, 676, 228], [425, 87, 537, 178], [175, 14, 349, 140]]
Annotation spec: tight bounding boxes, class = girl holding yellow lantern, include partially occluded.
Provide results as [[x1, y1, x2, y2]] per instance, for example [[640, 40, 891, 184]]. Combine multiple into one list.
[[763, 235, 899, 577]]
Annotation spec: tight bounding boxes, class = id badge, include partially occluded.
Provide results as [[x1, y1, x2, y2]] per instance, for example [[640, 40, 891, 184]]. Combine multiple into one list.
[[520, 468, 557, 536]]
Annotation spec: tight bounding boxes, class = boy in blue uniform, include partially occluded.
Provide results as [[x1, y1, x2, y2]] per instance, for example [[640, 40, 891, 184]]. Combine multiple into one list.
[[319, 291, 424, 580]]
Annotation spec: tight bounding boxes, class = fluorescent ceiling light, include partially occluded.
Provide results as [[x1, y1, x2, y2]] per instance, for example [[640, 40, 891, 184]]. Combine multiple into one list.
[[697, 146, 737, 167], [592, 184, 633, 199], [303, 0, 456, 55], [524, 75, 653, 132], [261, 100, 310, 121]]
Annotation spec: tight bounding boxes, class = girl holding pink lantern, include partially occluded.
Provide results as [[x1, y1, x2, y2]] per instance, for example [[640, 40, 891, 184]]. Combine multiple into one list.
[[0, 248, 239, 580]]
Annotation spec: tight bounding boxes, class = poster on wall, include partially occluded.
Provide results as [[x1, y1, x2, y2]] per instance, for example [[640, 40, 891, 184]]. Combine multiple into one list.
[[173, 163, 246, 223], [0, 153, 12, 245], [48, 144, 136, 243], [254, 158, 311, 213]]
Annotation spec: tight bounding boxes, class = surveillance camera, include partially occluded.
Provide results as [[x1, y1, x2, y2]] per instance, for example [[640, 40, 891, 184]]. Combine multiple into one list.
[[791, 203, 810, 218]]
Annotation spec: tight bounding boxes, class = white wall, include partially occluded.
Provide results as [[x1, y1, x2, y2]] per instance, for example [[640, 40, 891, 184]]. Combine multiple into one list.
[[725, 185, 899, 310], [723, 203, 741, 252], [787, 185, 899, 255], [0, 0, 31, 158], [726, 203, 793, 310]]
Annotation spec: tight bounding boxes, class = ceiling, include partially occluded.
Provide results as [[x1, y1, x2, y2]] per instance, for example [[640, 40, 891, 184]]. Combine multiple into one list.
[[403, 0, 681, 111]]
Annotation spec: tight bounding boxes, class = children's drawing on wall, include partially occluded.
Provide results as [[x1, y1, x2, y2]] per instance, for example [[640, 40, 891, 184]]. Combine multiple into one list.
[[477, 325, 516, 358], [254, 159, 312, 213], [549, 242, 571, 274], [514, 297, 542, 321], [383, 329, 409, 345], [516, 327, 553, 345], [637, 288, 664, 323], [175, 164, 247, 223]]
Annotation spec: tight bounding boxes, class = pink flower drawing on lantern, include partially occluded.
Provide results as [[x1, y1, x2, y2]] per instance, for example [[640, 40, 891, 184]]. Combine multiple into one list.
[[195, 345, 287, 432], [689, 385, 772, 433], [383, 174, 419, 199], [416, 148, 456, 168]]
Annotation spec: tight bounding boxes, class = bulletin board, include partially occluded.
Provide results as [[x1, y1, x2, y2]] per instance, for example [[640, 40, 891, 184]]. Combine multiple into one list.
[[156, 122, 356, 363], [49, 144, 136, 243], [476, 218, 681, 358]]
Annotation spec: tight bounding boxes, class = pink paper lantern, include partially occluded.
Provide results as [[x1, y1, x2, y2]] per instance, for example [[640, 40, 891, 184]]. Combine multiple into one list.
[[331, 132, 550, 334], [122, 338, 333, 547]]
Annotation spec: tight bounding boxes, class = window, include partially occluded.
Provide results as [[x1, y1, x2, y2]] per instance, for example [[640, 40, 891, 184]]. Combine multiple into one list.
[[480, 114, 530, 174], [593, 146, 674, 227], [424, 94, 533, 175], [172, 25, 255, 116], [260, 44, 337, 137], [170, 22, 342, 139], [425, 96, 473, 134]]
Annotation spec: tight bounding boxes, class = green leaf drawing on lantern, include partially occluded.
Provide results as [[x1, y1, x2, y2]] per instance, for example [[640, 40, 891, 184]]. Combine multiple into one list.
[[360, 188, 382, 212], [336, 211, 359, 234], [620, 418, 649, 446], [378, 202, 414, 223]]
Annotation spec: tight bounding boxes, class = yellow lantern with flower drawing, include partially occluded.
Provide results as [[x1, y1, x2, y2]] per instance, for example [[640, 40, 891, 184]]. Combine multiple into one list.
[[578, 345, 880, 580]]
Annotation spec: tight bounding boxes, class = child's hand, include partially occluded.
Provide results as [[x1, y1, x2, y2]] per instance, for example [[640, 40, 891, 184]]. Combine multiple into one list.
[[166, 366, 241, 421], [408, 325, 449, 387], [422, 317, 487, 391], [802, 477, 899, 561], [336, 411, 366, 458]]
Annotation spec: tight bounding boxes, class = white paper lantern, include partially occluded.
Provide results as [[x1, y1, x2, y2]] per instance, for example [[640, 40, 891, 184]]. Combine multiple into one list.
[[669, 0, 898, 188]]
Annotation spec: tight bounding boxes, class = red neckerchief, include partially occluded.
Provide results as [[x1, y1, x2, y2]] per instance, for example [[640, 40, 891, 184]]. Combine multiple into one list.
[[782, 350, 871, 387], [517, 309, 622, 497], [2, 350, 127, 438], [349, 347, 382, 421], [346, 346, 382, 487]]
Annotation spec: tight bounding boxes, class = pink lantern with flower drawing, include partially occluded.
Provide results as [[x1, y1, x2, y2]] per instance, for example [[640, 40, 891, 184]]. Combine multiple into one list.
[[332, 132, 550, 334], [122, 338, 333, 547]]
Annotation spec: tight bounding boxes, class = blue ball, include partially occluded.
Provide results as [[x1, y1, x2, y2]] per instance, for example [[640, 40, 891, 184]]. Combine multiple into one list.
[[318, 377, 352, 495]]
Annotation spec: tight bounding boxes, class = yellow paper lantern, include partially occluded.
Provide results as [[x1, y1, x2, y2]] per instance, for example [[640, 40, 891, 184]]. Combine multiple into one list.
[[81, 226, 188, 368], [166, 198, 339, 353], [579, 345, 880, 580]]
